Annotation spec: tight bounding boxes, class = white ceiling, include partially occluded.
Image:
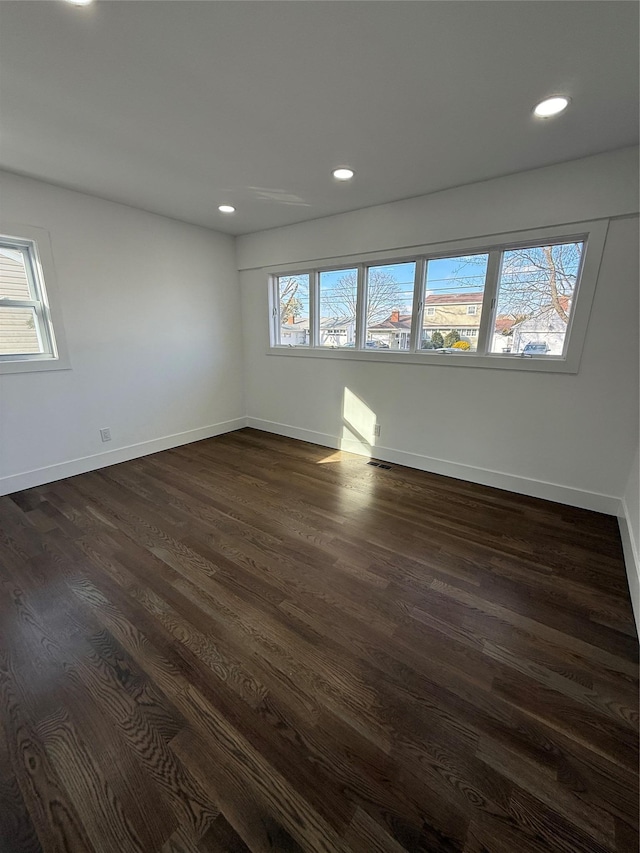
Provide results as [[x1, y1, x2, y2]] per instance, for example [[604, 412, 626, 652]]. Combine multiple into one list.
[[0, 1, 637, 236]]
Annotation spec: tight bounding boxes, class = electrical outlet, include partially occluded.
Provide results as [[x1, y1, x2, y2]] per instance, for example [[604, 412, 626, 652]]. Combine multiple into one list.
[[100, 428, 112, 442], [373, 423, 381, 437]]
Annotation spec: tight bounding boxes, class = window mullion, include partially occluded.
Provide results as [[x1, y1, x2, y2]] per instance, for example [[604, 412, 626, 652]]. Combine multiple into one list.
[[268, 275, 279, 346], [23, 245, 42, 302], [476, 250, 502, 355], [31, 303, 47, 353], [310, 270, 319, 347], [409, 258, 426, 352], [355, 264, 366, 349]]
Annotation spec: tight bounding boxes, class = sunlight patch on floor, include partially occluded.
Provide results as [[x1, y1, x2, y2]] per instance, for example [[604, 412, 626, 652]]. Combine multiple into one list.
[[316, 450, 345, 465]]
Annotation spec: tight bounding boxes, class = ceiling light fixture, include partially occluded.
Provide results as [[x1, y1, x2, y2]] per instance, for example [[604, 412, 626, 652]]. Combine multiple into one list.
[[332, 167, 355, 181], [218, 205, 236, 214], [533, 96, 570, 118], [64, 0, 95, 6]]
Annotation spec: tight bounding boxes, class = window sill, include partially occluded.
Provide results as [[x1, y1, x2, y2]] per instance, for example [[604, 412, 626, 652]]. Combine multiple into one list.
[[0, 355, 72, 375], [266, 346, 579, 373]]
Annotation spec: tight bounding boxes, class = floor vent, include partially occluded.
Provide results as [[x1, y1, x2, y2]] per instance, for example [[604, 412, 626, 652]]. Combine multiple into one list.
[[367, 461, 392, 469]]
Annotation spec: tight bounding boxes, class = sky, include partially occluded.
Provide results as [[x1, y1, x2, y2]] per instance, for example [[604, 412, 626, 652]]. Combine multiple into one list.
[[282, 254, 490, 317], [278, 243, 582, 332]]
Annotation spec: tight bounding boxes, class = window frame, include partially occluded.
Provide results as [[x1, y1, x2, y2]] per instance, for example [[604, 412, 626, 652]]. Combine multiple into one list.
[[0, 226, 70, 374], [266, 219, 608, 374]]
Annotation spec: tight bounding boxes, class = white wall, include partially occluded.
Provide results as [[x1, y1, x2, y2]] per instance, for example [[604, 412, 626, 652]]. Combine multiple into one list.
[[0, 172, 245, 494], [624, 449, 640, 557], [237, 148, 639, 513], [2, 150, 637, 516], [620, 447, 640, 627], [237, 148, 639, 270]]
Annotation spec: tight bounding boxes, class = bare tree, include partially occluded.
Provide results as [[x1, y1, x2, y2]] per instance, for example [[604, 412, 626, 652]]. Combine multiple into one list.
[[278, 276, 307, 323], [496, 243, 582, 324], [324, 269, 403, 325], [452, 244, 582, 326]]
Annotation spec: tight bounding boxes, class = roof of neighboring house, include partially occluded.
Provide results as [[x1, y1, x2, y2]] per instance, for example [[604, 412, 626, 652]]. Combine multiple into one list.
[[511, 302, 570, 332], [509, 296, 572, 327], [281, 317, 309, 330], [494, 315, 515, 333], [425, 292, 483, 305], [319, 317, 354, 329], [281, 317, 358, 331], [369, 314, 412, 330], [369, 292, 485, 331]]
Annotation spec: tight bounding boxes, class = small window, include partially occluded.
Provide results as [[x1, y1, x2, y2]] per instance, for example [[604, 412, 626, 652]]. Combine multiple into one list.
[[319, 268, 358, 348], [276, 273, 310, 346], [467, 305, 478, 315], [426, 306, 435, 316], [489, 241, 584, 356], [0, 236, 57, 361]]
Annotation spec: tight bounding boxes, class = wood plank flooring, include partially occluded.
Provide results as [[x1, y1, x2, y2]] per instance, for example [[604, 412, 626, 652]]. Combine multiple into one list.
[[0, 427, 638, 853]]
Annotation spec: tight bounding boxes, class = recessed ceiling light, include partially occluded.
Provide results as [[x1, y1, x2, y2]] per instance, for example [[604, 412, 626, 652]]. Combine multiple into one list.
[[332, 168, 355, 181], [218, 205, 236, 214], [533, 96, 570, 118], [64, 0, 94, 6]]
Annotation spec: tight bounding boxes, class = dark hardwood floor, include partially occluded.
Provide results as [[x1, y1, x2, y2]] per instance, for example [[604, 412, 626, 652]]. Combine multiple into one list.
[[1, 428, 638, 853]]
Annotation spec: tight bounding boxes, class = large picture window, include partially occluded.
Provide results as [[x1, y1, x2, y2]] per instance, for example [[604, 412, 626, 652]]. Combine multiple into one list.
[[267, 221, 607, 373]]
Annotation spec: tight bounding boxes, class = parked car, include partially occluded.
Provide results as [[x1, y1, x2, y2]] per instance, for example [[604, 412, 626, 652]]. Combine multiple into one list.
[[521, 342, 550, 357], [365, 340, 390, 348]]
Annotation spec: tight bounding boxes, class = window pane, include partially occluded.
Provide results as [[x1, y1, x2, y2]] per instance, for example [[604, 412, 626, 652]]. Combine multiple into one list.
[[319, 268, 358, 348], [0, 306, 42, 354], [0, 244, 33, 300], [278, 274, 310, 346], [490, 241, 583, 356], [421, 254, 488, 352], [365, 262, 415, 351]]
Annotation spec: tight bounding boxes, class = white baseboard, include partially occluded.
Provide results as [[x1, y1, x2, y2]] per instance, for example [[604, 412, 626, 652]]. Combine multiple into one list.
[[618, 500, 640, 633], [2, 412, 624, 521], [4, 413, 634, 628], [246, 417, 621, 516], [0, 417, 248, 496]]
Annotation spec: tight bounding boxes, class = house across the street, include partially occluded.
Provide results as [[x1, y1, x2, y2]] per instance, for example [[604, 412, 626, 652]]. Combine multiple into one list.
[[368, 292, 484, 350]]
